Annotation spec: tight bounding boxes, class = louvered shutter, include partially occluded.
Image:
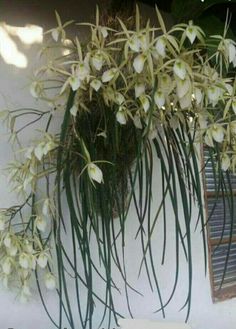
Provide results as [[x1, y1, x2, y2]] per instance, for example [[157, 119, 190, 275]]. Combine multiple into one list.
[[204, 148, 236, 300]]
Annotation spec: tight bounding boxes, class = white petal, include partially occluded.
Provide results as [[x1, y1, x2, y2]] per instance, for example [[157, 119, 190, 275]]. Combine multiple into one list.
[[116, 108, 127, 125], [186, 26, 197, 44], [76, 63, 90, 81], [159, 74, 173, 95], [102, 68, 116, 83], [221, 153, 230, 171], [133, 54, 146, 73], [205, 130, 214, 147], [173, 60, 186, 80], [207, 86, 221, 106], [44, 273, 56, 290], [194, 87, 202, 105], [129, 35, 140, 52], [155, 37, 166, 57], [135, 83, 145, 98], [70, 104, 78, 117], [90, 79, 102, 91], [229, 42, 236, 63], [34, 142, 45, 161], [37, 253, 48, 269], [154, 91, 165, 108], [69, 75, 81, 91], [176, 77, 190, 98], [114, 92, 125, 105], [35, 216, 47, 232], [19, 253, 30, 269], [51, 28, 59, 41], [87, 163, 103, 184], [101, 27, 108, 38], [91, 53, 104, 71], [139, 35, 148, 51], [139, 95, 150, 112], [211, 124, 224, 143]]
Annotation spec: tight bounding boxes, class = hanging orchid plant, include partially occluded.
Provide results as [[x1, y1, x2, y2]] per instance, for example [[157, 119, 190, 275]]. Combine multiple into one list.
[[1, 6, 236, 329]]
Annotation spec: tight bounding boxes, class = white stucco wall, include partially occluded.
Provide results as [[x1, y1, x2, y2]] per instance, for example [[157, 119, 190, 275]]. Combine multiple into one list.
[[0, 2, 236, 329]]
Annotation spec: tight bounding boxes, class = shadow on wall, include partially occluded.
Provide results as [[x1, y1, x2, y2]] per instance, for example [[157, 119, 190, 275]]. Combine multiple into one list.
[[118, 319, 192, 329]]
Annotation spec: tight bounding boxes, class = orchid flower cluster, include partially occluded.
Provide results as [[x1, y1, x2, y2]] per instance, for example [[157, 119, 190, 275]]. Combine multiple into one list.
[[30, 8, 236, 172], [0, 5, 236, 324]]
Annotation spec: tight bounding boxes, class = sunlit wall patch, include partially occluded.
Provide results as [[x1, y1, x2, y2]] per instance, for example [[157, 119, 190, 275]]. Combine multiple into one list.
[[0, 23, 43, 68]]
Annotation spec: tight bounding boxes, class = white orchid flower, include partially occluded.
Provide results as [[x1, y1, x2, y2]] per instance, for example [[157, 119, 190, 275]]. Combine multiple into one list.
[[204, 130, 214, 147], [155, 37, 166, 57], [173, 60, 186, 80], [44, 272, 56, 290], [114, 92, 125, 105], [176, 77, 191, 98], [139, 95, 150, 112], [23, 240, 34, 254], [2, 257, 12, 275], [221, 153, 230, 171], [70, 104, 78, 117], [35, 215, 47, 232], [51, 28, 60, 42], [91, 53, 104, 71], [193, 87, 203, 105], [76, 63, 90, 81], [102, 68, 117, 83], [228, 41, 236, 66], [186, 23, 197, 44], [135, 83, 145, 98], [159, 74, 173, 95], [19, 253, 30, 269], [37, 252, 48, 269], [139, 34, 148, 51], [207, 86, 221, 106], [116, 107, 127, 125], [133, 54, 146, 73], [69, 74, 81, 91], [90, 79, 102, 91], [128, 35, 141, 52], [154, 91, 165, 108], [100, 27, 108, 38], [211, 124, 224, 143], [87, 163, 103, 184]]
